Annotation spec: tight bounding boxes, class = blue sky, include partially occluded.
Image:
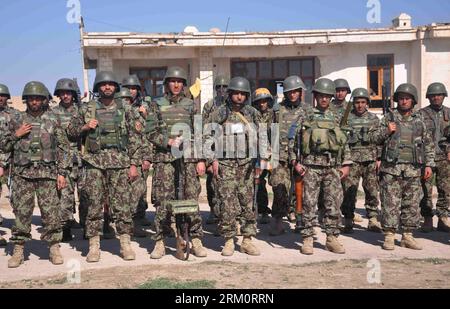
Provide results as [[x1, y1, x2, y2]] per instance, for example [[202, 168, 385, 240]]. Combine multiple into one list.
[[0, 0, 449, 95]]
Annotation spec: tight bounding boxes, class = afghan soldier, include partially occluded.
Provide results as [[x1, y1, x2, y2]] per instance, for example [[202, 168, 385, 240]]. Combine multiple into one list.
[[252, 88, 275, 225], [121, 75, 153, 230], [341, 88, 382, 233], [146, 66, 207, 259], [419, 82, 450, 233], [0, 83, 19, 246], [331, 78, 351, 119], [1, 81, 71, 268], [290, 78, 352, 255], [67, 71, 141, 262], [52, 78, 84, 242], [369, 83, 435, 250], [202, 75, 229, 225], [207, 77, 267, 256], [271, 76, 310, 234]]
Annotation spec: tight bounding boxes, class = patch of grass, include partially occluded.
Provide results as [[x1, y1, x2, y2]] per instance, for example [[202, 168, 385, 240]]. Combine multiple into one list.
[[138, 278, 216, 289]]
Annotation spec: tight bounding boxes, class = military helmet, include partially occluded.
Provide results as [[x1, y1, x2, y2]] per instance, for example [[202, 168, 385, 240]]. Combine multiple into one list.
[[54, 78, 78, 96], [122, 75, 142, 90], [351, 88, 371, 103], [0, 83, 11, 99], [22, 81, 49, 99], [227, 77, 251, 94], [426, 82, 448, 98], [214, 75, 229, 88], [283, 75, 306, 93], [393, 83, 418, 104], [312, 78, 335, 96], [93, 71, 120, 93], [115, 88, 133, 99], [334, 78, 351, 93], [164, 66, 187, 85], [253, 88, 274, 107]]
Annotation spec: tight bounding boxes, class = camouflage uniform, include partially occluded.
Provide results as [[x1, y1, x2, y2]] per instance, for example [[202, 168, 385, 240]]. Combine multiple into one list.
[[341, 110, 381, 220], [419, 105, 450, 219], [147, 92, 203, 241], [51, 103, 86, 227], [67, 99, 142, 238], [290, 107, 352, 239], [0, 109, 71, 244], [369, 109, 435, 232], [0, 105, 20, 194]]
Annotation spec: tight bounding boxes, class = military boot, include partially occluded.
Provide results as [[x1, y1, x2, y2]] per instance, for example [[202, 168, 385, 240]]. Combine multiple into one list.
[[8, 243, 24, 268], [382, 231, 395, 250], [353, 213, 363, 223], [86, 236, 101, 263], [221, 238, 235, 256], [269, 217, 285, 236], [367, 217, 382, 233], [300, 236, 314, 255], [150, 239, 166, 259], [421, 217, 434, 233], [0, 236, 7, 246], [62, 225, 73, 242], [437, 216, 450, 232], [191, 237, 207, 258], [119, 234, 136, 261], [400, 232, 422, 250], [342, 218, 354, 234], [49, 242, 64, 265], [240, 236, 260, 256], [325, 235, 345, 254]]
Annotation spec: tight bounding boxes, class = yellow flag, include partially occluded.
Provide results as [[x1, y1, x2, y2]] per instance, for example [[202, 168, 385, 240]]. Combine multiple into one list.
[[189, 78, 201, 99]]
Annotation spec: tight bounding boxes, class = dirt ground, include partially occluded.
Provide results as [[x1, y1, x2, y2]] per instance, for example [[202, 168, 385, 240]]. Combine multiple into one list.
[[1, 179, 449, 289]]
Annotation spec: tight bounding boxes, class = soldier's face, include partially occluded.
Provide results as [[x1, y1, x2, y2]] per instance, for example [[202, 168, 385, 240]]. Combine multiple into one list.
[[397, 93, 414, 111], [58, 90, 73, 106], [128, 86, 139, 99], [26, 96, 44, 112], [99, 82, 116, 98], [428, 94, 445, 108], [315, 93, 332, 110], [258, 99, 269, 112], [123, 98, 131, 105], [216, 86, 227, 97], [335, 88, 348, 101], [167, 78, 184, 96], [0, 95, 7, 108], [353, 98, 368, 115], [286, 89, 301, 103], [230, 91, 247, 105]]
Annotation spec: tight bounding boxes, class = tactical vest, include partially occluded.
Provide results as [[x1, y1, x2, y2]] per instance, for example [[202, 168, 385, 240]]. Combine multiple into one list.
[[421, 107, 450, 156], [277, 104, 303, 151], [85, 101, 128, 153], [156, 96, 193, 137], [382, 113, 425, 164], [14, 115, 56, 166], [52, 106, 78, 149], [347, 115, 377, 149], [302, 110, 347, 156]]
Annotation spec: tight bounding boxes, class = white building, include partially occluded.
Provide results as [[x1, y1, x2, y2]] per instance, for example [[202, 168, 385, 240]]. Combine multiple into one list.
[[81, 14, 450, 110]]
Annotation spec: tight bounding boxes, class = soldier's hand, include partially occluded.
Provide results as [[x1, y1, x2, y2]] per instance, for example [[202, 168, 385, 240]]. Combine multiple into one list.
[[139, 106, 148, 118], [0, 167, 4, 177], [212, 160, 219, 178], [387, 122, 397, 135], [196, 162, 206, 176], [15, 123, 32, 138], [57, 175, 67, 190], [168, 136, 183, 149], [142, 160, 151, 171], [447, 152, 450, 162], [340, 166, 351, 180], [423, 167, 433, 181], [294, 162, 306, 177], [128, 165, 139, 182], [83, 119, 98, 131]]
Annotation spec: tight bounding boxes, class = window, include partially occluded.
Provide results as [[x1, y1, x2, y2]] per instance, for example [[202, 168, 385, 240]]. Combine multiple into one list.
[[231, 58, 315, 103], [129, 67, 167, 98], [367, 55, 394, 109]]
